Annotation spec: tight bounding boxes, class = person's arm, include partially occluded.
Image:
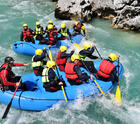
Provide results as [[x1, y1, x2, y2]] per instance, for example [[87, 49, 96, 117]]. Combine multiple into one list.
[[20, 32, 23, 41], [54, 25, 57, 30], [33, 51, 46, 61], [81, 24, 86, 36], [1, 69, 17, 86], [80, 48, 98, 60], [58, 29, 61, 33], [73, 25, 76, 30], [61, 51, 74, 58], [45, 26, 48, 32], [67, 29, 72, 40], [111, 67, 119, 83], [87, 47, 99, 59], [52, 30, 58, 39], [83, 30, 86, 36], [34, 28, 36, 35], [29, 28, 35, 35], [41, 27, 45, 34], [74, 65, 89, 81], [13, 63, 25, 66], [48, 68, 58, 86]]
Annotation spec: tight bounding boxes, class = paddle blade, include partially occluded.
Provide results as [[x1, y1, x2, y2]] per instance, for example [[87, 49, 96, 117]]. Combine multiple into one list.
[[2, 99, 12, 119], [114, 86, 121, 105], [73, 43, 83, 50], [61, 86, 68, 103], [49, 50, 53, 61]]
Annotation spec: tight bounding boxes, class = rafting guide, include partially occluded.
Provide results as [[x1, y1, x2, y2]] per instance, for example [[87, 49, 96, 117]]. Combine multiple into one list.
[[0, 57, 28, 91]]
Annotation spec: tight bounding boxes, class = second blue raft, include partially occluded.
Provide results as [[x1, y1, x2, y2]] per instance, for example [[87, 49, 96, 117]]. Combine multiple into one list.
[[12, 34, 82, 56]]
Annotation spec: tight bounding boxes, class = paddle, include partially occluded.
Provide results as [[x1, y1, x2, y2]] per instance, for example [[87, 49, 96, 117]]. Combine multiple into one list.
[[2, 86, 19, 119], [48, 47, 53, 61], [55, 65, 68, 103], [87, 40, 103, 59], [114, 58, 121, 105], [2, 67, 27, 119], [69, 39, 83, 50], [80, 61, 105, 96], [68, 38, 105, 96], [94, 46, 102, 59], [47, 49, 68, 103]]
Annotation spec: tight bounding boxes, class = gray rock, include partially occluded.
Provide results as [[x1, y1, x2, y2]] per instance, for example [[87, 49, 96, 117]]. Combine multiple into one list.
[[54, 0, 140, 31], [55, 0, 94, 21], [113, 0, 140, 31]]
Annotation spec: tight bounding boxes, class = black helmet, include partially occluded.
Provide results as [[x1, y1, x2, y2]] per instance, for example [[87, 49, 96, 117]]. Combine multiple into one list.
[[4, 57, 15, 64]]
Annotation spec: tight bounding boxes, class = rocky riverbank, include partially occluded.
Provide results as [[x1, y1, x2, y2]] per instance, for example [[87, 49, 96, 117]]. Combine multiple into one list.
[[54, 0, 140, 32]]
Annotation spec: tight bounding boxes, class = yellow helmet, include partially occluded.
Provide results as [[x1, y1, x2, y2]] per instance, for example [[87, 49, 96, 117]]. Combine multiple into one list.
[[75, 22, 78, 26], [46, 60, 56, 68], [61, 24, 66, 29], [36, 22, 40, 26], [84, 43, 91, 50], [60, 46, 67, 52], [48, 24, 53, 30], [35, 49, 43, 56], [23, 24, 28, 27], [108, 53, 117, 61], [71, 54, 80, 62], [81, 26, 85, 30], [48, 20, 53, 24]]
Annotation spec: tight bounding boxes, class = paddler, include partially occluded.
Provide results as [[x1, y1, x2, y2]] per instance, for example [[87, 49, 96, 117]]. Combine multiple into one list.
[[56, 46, 75, 71], [65, 54, 93, 85], [95, 53, 120, 84], [0, 57, 28, 91], [42, 60, 64, 92]]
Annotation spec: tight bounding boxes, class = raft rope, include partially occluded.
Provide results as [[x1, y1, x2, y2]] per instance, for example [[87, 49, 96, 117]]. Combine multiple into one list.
[[18, 91, 24, 109]]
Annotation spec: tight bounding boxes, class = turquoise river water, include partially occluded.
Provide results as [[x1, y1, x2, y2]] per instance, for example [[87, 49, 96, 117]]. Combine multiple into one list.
[[0, 0, 140, 124]]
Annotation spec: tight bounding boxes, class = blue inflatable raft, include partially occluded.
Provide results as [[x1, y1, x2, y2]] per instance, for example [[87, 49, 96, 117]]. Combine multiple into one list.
[[0, 60, 124, 111], [12, 34, 82, 56]]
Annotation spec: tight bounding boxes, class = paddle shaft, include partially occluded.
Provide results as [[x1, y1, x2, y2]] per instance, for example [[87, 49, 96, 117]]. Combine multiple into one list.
[[2, 67, 27, 119], [47, 49, 68, 103], [86, 39, 103, 59], [94, 46, 102, 59], [81, 60, 105, 96], [55, 66, 68, 103], [114, 57, 121, 105], [118, 58, 119, 80], [2, 85, 19, 119], [68, 39, 83, 50]]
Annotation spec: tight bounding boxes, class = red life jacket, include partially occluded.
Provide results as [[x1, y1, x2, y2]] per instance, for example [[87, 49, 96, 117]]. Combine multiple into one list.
[[0, 64, 13, 79], [22, 29, 33, 39], [76, 23, 82, 32], [97, 60, 115, 78], [56, 52, 67, 71], [0, 65, 6, 87], [56, 52, 67, 65], [49, 29, 58, 42], [65, 62, 78, 79]]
